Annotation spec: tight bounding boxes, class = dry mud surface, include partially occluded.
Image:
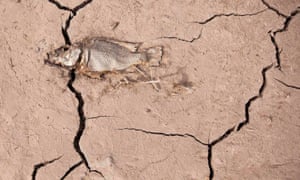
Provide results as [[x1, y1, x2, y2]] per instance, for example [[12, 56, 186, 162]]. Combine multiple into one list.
[[1, 0, 300, 180]]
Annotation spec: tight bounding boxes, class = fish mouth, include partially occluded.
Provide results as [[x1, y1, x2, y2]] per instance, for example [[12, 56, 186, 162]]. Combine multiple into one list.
[[44, 50, 56, 63], [44, 53, 60, 67], [44, 52, 52, 64]]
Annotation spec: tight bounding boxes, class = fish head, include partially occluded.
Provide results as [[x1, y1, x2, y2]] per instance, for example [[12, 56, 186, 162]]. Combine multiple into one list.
[[46, 45, 82, 68]]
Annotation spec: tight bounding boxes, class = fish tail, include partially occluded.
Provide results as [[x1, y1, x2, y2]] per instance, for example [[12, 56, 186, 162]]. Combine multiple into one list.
[[141, 46, 163, 64]]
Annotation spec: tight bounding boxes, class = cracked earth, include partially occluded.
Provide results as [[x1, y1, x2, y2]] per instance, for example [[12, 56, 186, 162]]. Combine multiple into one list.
[[0, 0, 300, 179]]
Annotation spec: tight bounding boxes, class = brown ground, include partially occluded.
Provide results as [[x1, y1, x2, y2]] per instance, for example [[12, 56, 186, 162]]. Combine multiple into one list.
[[0, 0, 300, 180]]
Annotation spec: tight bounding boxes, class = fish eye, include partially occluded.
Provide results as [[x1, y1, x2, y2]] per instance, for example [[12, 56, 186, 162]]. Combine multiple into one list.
[[54, 46, 69, 54], [65, 53, 70, 59], [54, 48, 62, 55]]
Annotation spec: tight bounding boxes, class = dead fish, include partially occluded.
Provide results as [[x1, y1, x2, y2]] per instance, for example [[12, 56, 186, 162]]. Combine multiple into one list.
[[46, 37, 162, 78]]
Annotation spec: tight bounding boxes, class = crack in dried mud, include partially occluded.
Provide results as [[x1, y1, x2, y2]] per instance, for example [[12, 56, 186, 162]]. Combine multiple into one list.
[[237, 64, 273, 131], [192, 9, 266, 24], [158, 9, 266, 43], [49, 0, 93, 45], [67, 69, 100, 174], [207, 145, 214, 179], [158, 29, 203, 43], [48, 0, 73, 14], [118, 128, 208, 146], [60, 161, 83, 179], [61, 14, 73, 46], [32, 156, 62, 180], [119, 126, 235, 179], [261, 0, 288, 17], [205, 63, 272, 179], [87, 115, 116, 120], [275, 78, 300, 90], [262, 0, 300, 70]]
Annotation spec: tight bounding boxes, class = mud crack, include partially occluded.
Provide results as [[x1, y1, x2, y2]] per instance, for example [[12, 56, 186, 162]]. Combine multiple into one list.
[[275, 78, 300, 90], [67, 70, 94, 169], [118, 128, 213, 177], [66, 69, 105, 178], [237, 64, 273, 131], [32, 156, 62, 180], [262, 0, 300, 70], [48, 0, 93, 45], [158, 9, 265, 44], [60, 161, 83, 179], [192, 9, 266, 24], [158, 29, 203, 43], [118, 127, 208, 145], [119, 126, 236, 179], [261, 0, 288, 18], [209, 63, 273, 179], [48, 0, 73, 14]]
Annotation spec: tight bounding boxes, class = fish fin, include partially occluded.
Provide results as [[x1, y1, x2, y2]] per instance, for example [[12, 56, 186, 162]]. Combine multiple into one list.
[[105, 39, 143, 52]]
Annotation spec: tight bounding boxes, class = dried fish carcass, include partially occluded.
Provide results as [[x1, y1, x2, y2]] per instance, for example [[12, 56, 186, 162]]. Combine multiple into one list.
[[46, 37, 162, 78]]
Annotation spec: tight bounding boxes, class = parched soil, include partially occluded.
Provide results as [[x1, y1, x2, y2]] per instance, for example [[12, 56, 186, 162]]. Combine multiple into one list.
[[0, 0, 299, 179]]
